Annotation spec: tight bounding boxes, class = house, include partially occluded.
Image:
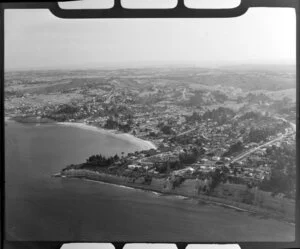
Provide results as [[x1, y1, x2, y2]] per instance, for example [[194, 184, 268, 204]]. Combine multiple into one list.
[[212, 156, 221, 161], [128, 165, 141, 169]]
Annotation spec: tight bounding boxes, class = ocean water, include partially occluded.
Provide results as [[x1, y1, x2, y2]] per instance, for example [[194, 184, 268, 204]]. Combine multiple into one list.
[[4, 121, 295, 242]]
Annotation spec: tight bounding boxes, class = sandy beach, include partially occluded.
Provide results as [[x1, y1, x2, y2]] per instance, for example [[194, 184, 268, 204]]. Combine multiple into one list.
[[6, 116, 157, 150], [57, 121, 157, 150], [6, 121, 295, 241]]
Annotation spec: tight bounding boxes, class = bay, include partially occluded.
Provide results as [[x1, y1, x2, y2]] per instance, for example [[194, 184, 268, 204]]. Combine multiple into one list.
[[4, 121, 295, 242]]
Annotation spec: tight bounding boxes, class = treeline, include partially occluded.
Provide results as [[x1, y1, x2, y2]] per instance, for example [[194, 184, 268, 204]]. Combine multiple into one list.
[[104, 117, 132, 132], [179, 147, 206, 164], [259, 144, 296, 198], [223, 141, 244, 157], [54, 104, 79, 115], [186, 107, 236, 125], [154, 160, 182, 174], [246, 127, 281, 143], [154, 147, 205, 173], [67, 154, 121, 170], [44, 104, 88, 122], [209, 166, 230, 192], [238, 111, 263, 121], [193, 166, 230, 194], [202, 107, 235, 125], [127, 148, 157, 158], [186, 90, 228, 107]]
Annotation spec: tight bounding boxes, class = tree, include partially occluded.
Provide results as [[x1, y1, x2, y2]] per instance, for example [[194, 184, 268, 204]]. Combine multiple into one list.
[[104, 117, 119, 129], [155, 162, 168, 173], [202, 107, 235, 125], [169, 160, 182, 170], [223, 141, 244, 157], [161, 125, 173, 135], [82, 153, 122, 169], [208, 167, 228, 193], [259, 144, 296, 198], [233, 167, 238, 176], [172, 176, 185, 189]]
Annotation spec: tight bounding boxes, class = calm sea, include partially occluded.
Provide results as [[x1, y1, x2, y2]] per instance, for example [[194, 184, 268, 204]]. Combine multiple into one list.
[[5, 121, 295, 242]]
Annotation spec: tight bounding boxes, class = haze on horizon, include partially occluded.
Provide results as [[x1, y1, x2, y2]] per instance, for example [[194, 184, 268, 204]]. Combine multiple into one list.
[[5, 8, 296, 71]]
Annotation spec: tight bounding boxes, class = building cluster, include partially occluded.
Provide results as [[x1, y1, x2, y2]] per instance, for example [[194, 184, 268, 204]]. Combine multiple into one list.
[[5, 76, 296, 188]]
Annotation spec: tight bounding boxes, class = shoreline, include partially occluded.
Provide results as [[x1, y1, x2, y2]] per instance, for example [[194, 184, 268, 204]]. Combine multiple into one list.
[[56, 169, 295, 224], [57, 121, 157, 150], [5, 116, 157, 150]]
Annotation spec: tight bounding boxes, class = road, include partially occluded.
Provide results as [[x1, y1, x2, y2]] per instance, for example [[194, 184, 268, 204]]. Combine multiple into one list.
[[231, 132, 294, 163], [177, 118, 295, 163], [176, 127, 198, 137], [182, 88, 187, 100], [231, 117, 296, 163]]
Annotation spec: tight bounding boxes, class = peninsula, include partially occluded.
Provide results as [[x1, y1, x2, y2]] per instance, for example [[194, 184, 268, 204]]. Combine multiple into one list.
[[5, 66, 296, 221]]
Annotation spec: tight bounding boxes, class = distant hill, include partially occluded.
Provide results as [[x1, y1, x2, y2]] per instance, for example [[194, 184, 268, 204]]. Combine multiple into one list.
[[219, 64, 295, 73], [5, 65, 296, 93]]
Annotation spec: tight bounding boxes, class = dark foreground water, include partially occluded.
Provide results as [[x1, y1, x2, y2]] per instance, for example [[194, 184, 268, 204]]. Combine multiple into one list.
[[5, 121, 295, 242]]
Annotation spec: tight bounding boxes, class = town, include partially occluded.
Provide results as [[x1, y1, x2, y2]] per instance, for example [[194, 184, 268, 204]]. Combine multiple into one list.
[[5, 67, 296, 202]]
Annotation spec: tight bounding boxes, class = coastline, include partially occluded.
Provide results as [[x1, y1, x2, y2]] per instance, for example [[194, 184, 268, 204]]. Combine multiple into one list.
[[56, 169, 295, 224], [57, 121, 157, 150], [5, 115, 55, 124], [5, 115, 157, 150], [7, 114, 296, 224]]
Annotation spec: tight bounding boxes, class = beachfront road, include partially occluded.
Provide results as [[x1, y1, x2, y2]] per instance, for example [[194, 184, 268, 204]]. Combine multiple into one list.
[[6, 178, 295, 242]]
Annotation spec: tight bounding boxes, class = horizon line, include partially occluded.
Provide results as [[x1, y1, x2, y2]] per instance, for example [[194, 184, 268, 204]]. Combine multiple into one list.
[[5, 61, 296, 73]]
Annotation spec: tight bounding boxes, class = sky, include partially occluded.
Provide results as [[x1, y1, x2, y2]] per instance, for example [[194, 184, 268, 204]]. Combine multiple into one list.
[[4, 6, 296, 71]]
